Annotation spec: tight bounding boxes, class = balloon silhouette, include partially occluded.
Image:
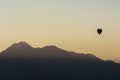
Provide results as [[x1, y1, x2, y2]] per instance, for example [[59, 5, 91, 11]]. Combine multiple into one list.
[[97, 29, 102, 35]]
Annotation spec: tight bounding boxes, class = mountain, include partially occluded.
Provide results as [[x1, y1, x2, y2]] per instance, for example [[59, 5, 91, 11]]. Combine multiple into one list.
[[0, 42, 120, 80], [0, 42, 104, 63], [0, 42, 36, 58]]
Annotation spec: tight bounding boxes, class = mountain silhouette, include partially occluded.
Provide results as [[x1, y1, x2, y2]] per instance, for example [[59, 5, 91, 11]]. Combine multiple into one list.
[[1, 42, 36, 58], [0, 42, 120, 80], [1, 42, 104, 63]]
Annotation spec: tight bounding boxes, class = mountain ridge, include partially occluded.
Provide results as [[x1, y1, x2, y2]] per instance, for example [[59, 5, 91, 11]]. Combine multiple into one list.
[[0, 42, 115, 63]]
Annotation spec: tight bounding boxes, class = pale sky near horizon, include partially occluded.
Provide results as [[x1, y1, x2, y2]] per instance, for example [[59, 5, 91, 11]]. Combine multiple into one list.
[[0, 0, 120, 62]]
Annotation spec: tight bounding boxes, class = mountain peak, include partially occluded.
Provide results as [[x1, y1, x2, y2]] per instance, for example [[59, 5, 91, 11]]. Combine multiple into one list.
[[43, 45, 60, 49], [17, 41, 28, 45], [8, 42, 33, 50], [1, 42, 33, 54], [13, 41, 32, 47], [42, 45, 66, 52]]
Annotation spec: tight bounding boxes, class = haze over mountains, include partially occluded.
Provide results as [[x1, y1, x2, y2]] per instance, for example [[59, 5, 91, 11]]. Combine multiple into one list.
[[0, 42, 120, 80]]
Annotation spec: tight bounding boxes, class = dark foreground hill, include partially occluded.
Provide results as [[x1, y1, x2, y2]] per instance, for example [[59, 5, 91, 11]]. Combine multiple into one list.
[[0, 42, 120, 80]]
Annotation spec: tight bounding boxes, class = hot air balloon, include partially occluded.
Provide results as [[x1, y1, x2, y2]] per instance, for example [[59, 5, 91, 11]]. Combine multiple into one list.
[[97, 29, 102, 35]]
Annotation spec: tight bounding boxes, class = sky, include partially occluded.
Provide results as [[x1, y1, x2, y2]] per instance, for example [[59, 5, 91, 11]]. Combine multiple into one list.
[[0, 0, 120, 62]]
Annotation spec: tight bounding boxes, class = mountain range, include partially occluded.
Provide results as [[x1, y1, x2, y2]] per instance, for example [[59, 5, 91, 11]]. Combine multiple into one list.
[[0, 42, 120, 80], [0, 42, 104, 61]]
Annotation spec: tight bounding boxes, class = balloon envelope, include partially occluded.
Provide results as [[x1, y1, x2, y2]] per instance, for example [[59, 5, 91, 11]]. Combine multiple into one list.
[[97, 29, 102, 35]]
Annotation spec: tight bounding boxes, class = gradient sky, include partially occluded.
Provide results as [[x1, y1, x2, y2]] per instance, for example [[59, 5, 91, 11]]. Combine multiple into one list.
[[0, 0, 120, 62]]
